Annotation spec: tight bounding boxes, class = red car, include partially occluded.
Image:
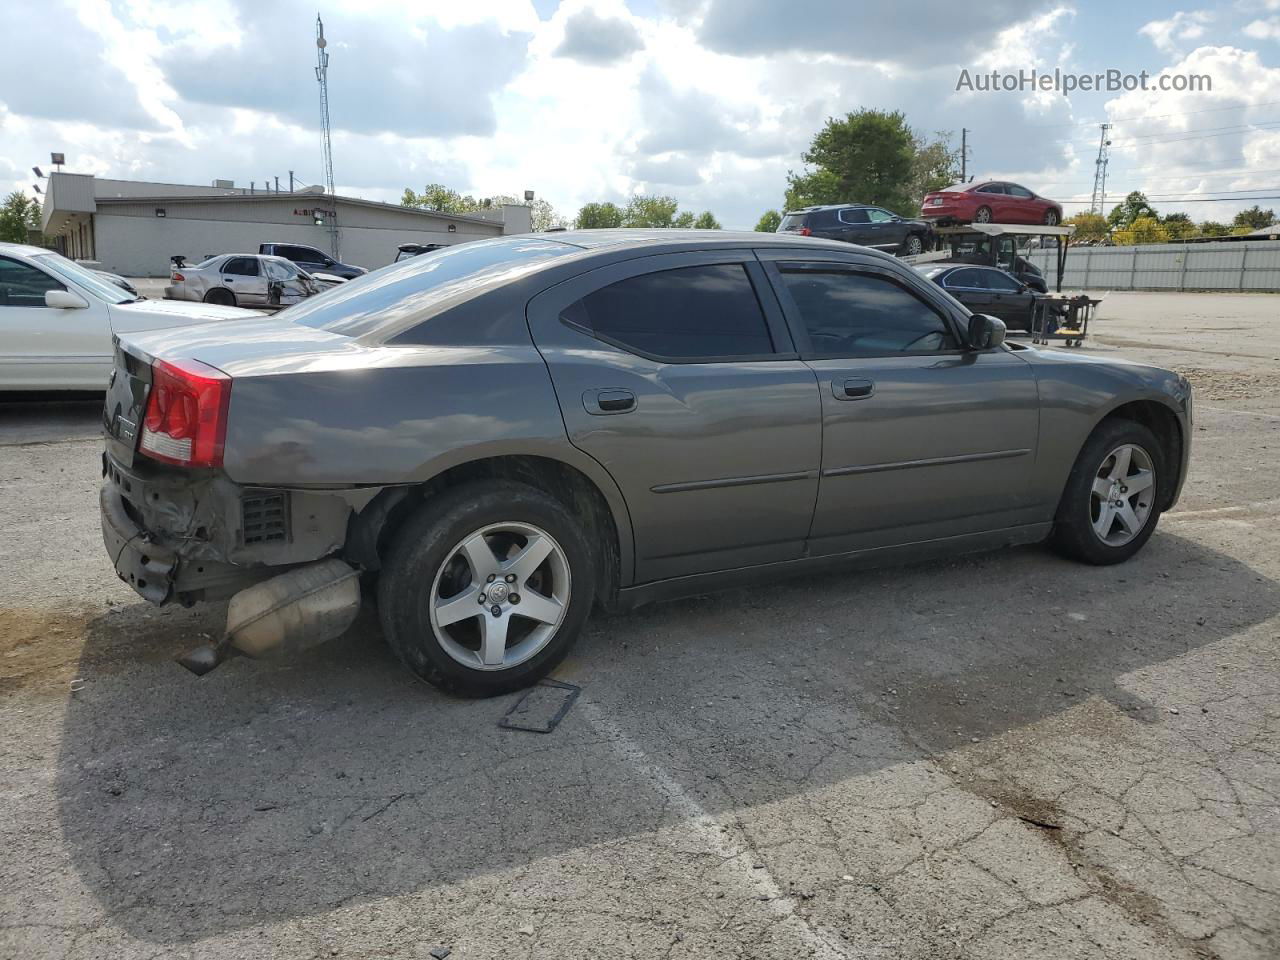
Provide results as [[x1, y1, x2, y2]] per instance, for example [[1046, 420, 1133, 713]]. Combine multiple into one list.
[[921, 180, 1062, 226]]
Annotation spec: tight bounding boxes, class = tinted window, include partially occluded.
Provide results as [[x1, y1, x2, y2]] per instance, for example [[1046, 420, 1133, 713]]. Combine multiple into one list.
[[288, 237, 581, 338], [1007, 184, 1033, 199], [281, 245, 323, 262], [0, 256, 64, 307], [838, 208, 869, 224], [778, 268, 958, 357], [983, 270, 1022, 291], [567, 264, 774, 360], [778, 214, 808, 231], [223, 256, 259, 276], [945, 268, 987, 288], [976, 183, 1005, 194]]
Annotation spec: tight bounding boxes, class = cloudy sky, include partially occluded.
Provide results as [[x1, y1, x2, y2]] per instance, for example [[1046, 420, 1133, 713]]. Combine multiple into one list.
[[3, 0, 1280, 229]]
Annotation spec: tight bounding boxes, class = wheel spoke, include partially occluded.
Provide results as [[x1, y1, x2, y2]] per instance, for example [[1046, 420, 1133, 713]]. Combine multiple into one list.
[[1126, 469, 1154, 495], [1092, 476, 1112, 499], [515, 588, 564, 627], [478, 612, 510, 666], [1108, 446, 1132, 480], [1116, 503, 1142, 536], [435, 588, 482, 628], [1093, 503, 1115, 539], [504, 534, 554, 583], [459, 534, 500, 581]]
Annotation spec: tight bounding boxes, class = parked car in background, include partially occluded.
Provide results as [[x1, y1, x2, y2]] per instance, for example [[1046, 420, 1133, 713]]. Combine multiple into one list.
[[92, 270, 140, 298], [395, 242, 446, 262], [165, 254, 329, 308], [0, 242, 257, 390], [932, 232, 1050, 292], [101, 230, 1190, 698], [918, 264, 1037, 330], [777, 204, 934, 256], [258, 242, 367, 280], [922, 181, 1062, 226]]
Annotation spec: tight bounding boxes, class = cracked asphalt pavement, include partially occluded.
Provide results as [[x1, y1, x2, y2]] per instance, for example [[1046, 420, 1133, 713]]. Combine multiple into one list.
[[2, 291, 1278, 959]]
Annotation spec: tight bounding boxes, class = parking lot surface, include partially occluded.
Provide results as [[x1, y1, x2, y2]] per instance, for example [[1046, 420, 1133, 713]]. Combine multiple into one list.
[[2, 291, 1277, 959]]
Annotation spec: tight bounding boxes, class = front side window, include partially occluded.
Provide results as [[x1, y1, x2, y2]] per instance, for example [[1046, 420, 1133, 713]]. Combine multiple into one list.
[[1007, 184, 1033, 198], [282, 246, 322, 262], [983, 270, 1022, 291], [945, 268, 987, 289], [866, 208, 894, 223], [564, 263, 775, 361], [0, 256, 65, 307], [223, 257, 260, 277], [778, 268, 958, 357]]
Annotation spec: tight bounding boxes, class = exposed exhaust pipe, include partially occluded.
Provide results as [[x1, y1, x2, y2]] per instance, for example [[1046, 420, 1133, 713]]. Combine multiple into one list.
[[178, 558, 361, 676]]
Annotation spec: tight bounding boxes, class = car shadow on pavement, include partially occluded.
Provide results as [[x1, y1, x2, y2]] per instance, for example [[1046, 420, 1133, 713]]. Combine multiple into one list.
[[54, 530, 1280, 943]]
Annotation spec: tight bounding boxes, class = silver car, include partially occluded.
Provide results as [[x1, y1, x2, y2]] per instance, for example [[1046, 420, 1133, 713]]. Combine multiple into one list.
[[103, 230, 1192, 698], [164, 254, 324, 308]]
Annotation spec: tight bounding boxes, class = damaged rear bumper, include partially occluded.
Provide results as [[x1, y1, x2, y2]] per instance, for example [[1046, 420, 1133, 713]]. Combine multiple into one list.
[[101, 452, 377, 607]]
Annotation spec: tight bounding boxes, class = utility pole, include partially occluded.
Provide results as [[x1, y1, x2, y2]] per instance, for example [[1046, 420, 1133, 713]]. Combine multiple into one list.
[[315, 14, 339, 258], [960, 128, 968, 182], [1090, 123, 1112, 215], [288, 170, 295, 192]]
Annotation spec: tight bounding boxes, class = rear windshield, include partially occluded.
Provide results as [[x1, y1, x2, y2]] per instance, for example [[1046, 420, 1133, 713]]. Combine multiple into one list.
[[778, 214, 808, 230], [285, 237, 582, 338]]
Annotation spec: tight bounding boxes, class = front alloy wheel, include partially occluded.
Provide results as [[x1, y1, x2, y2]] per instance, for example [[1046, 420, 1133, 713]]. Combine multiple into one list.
[[1090, 444, 1155, 547], [430, 522, 570, 671], [903, 234, 924, 256]]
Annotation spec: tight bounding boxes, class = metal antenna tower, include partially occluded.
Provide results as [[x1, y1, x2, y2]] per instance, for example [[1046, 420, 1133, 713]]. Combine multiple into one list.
[[1090, 123, 1112, 215], [315, 14, 339, 258]]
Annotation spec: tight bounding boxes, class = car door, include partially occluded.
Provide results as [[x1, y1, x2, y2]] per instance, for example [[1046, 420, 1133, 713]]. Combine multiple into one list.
[[980, 268, 1035, 329], [938, 267, 994, 316], [283, 245, 330, 274], [863, 208, 901, 250], [757, 250, 1041, 556], [973, 183, 1005, 221], [221, 256, 267, 305], [0, 254, 111, 389], [526, 251, 822, 583], [1005, 183, 1038, 223], [835, 207, 872, 245]]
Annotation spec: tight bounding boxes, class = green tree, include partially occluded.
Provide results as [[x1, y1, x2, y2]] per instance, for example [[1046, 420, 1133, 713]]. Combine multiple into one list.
[[754, 210, 782, 232], [1232, 205, 1276, 230], [693, 211, 722, 230], [784, 109, 918, 214], [673, 211, 696, 228], [1198, 220, 1230, 237], [1065, 211, 1108, 243], [1113, 215, 1164, 246], [1161, 212, 1196, 240], [486, 194, 564, 232], [1106, 191, 1157, 230], [622, 194, 680, 227], [575, 201, 624, 229], [908, 130, 962, 204], [0, 191, 41, 244]]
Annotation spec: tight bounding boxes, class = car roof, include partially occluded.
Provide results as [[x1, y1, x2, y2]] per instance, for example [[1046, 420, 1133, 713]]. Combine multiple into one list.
[[782, 204, 882, 214], [0, 241, 55, 257], [523, 228, 900, 259]]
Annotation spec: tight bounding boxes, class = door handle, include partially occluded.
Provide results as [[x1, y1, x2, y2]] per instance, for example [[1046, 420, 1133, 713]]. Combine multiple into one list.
[[833, 378, 875, 401], [583, 388, 636, 415]]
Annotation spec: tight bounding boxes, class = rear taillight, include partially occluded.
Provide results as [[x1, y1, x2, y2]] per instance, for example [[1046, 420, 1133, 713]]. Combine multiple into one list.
[[139, 358, 231, 468], [799, 226, 812, 236], [172, 272, 185, 282]]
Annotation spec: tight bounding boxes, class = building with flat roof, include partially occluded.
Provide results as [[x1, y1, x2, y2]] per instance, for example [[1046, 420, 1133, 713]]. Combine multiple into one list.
[[39, 173, 531, 276]]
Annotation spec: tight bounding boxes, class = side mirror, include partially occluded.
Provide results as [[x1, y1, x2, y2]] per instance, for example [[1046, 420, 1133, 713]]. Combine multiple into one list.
[[967, 313, 1006, 350], [46, 289, 89, 309]]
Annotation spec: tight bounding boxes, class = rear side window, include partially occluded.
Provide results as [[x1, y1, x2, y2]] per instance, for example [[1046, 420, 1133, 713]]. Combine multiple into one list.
[[976, 183, 1005, 194], [838, 208, 869, 224], [564, 264, 774, 361], [223, 257, 259, 276], [778, 268, 958, 358]]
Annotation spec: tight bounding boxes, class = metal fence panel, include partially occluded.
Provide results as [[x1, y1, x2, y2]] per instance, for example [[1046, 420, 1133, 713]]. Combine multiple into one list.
[[1025, 240, 1280, 291]]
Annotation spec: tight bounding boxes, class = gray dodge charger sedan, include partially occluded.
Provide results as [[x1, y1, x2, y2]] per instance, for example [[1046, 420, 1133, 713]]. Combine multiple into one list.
[[101, 230, 1191, 696]]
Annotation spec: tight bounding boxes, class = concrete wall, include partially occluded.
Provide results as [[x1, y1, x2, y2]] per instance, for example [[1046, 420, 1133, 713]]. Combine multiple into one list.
[[1025, 239, 1280, 292], [92, 197, 506, 276]]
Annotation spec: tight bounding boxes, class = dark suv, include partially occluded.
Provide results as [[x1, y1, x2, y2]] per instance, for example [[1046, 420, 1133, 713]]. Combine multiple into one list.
[[777, 204, 934, 256], [258, 242, 368, 280]]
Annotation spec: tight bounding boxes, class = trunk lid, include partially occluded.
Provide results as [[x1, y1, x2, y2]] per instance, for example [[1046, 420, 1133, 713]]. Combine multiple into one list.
[[102, 339, 152, 467]]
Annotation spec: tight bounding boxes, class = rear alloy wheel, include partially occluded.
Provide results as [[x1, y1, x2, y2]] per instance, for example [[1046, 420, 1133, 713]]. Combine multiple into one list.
[[974, 206, 993, 224], [204, 287, 236, 307], [1051, 419, 1164, 565], [902, 234, 924, 256], [378, 481, 595, 696], [1043, 209, 1061, 226]]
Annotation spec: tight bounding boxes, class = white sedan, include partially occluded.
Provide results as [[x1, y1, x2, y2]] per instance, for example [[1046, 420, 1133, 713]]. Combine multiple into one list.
[[0, 242, 261, 391]]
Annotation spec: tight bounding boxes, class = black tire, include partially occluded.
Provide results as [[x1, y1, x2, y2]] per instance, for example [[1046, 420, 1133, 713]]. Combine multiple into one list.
[[1050, 419, 1165, 565], [900, 234, 925, 256], [1043, 209, 1061, 226], [378, 480, 596, 697], [974, 206, 993, 224], [204, 287, 236, 307]]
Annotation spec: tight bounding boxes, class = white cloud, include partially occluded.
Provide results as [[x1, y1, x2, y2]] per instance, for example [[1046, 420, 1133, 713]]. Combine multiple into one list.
[[1140, 11, 1213, 55], [1243, 18, 1280, 40]]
